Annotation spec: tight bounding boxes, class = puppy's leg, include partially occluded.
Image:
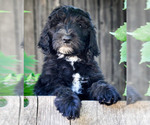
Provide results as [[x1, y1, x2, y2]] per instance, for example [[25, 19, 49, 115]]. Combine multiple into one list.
[[53, 87, 81, 120], [89, 81, 121, 105]]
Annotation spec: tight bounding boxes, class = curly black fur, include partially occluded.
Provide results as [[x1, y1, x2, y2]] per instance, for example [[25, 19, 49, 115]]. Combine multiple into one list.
[[34, 5, 121, 119]]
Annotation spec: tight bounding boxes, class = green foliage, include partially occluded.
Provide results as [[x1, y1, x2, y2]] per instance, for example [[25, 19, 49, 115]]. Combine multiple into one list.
[[119, 42, 127, 64], [24, 98, 29, 107], [123, 0, 127, 10], [145, 0, 150, 10], [0, 51, 21, 96], [145, 82, 150, 96], [123, 85, 127, 96], [0, 51, 19, 73], [110, 23, 127, 42], [24, 83, 35, 96], [140, 42, 150, 63], [0, 74, 23, 83], [110, 23, 127, 64], [0, 10, 31, 13], [0, 10, 11, 13], [0, 74, 23, 96], [24, 52, 39, 96], [24, 52, 38, 74], [24, 73, 40, 96], [0, 82, 16, 95], [127, 23, 150, 42], [24, 10, 31, 13], [0, 98, 7, 107], [124, 64, 127, 68]]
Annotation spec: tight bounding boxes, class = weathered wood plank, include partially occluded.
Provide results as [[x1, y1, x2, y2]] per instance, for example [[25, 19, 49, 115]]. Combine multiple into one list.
[[99, 0, 113, 83], [0, 0, 16, 55], [123, 101, 150, 125], [98, 101, 150, 125], [59, 0, 73, 5], [127, 0, 150, 100], [0, 96, 150, 125], [13, 0, 24, 73], [24, 0, 36, 72], [111, 0, 126, 97], [0, 96, 20, 125], [20, 96, 37, 125], [47, 0, 60, 12], [73, 0, 86, 10], [86, 0, 100, 65], [37, 96, 70, 125], [71, 101, 98, 125], [34, 0, 47, 73], [0, 0, 18, 72], [24, 0, 35, 55], [97, 101, 125, 125]]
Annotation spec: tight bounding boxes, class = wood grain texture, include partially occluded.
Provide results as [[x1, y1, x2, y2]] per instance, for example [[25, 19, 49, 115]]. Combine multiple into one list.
[[60, 0, 73, 5], [0, 96, 20, 125], [127, 0, 150, 100], [0, 0, 16, 55], [0, 97, 150, 125], [123, 101, 150, 125], [21, 96, 37, 125], [86, 0, 100, 65], [24, 0, 36, 72], [97, 101, 126, 125], [71, 101, 98, 125], [111, 0, 126, 97], [0, 0, 23, 73], [34, 0, 47, 73], [99, 0, 113, 83], [73, 0, 86, 10], [37, 96, 70, 125], [13, 0, 24, 73], [24, 0, 35, 55]]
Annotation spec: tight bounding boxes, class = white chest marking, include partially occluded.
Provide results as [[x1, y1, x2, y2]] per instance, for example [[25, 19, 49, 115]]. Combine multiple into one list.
[[72, 73, 82, 94], [57, 54, 81, 70], [57, 54, 83, 93], [66, 56, 81, 70]]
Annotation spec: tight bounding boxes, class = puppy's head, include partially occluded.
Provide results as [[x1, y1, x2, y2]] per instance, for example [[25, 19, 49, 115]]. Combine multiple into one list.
[[38, 5, 99, 58]]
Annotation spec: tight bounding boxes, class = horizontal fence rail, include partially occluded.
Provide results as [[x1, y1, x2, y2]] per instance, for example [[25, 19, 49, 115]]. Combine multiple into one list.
[[0, 96, 150, 125]]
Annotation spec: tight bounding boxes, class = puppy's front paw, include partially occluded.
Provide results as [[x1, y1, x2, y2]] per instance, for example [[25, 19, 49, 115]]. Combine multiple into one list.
[[89, 82, 121, 105], [54, 94, 81, 120]]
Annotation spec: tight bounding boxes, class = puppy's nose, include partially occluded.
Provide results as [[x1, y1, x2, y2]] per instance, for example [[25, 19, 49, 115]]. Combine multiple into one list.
[[62, 35, 72, 43]]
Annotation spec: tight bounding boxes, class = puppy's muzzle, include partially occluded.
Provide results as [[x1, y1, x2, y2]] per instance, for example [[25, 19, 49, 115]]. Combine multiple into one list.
[[62, 35, 72, 43]]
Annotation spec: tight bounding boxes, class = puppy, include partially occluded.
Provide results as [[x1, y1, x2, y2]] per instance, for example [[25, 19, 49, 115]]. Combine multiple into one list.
[[34, 5, 121, 119]]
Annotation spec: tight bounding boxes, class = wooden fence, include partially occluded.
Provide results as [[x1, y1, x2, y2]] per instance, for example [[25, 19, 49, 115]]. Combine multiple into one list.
[[0, 96, 150, 125], [24, 0, 126, 95], [0, 0, 23, 73]]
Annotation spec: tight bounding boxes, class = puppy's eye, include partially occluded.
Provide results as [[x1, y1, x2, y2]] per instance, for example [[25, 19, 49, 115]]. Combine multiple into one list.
[[78, 22, 88, 29]]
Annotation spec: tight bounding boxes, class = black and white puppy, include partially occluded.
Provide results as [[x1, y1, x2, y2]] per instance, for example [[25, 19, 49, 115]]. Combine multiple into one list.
[[34, 5, 121, 119]]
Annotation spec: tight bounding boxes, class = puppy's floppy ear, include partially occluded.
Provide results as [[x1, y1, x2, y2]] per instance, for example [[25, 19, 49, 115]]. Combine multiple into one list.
[[87, 28, 100, 58], [38, 6, 63, 55], [38, 23, 54, 55]]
